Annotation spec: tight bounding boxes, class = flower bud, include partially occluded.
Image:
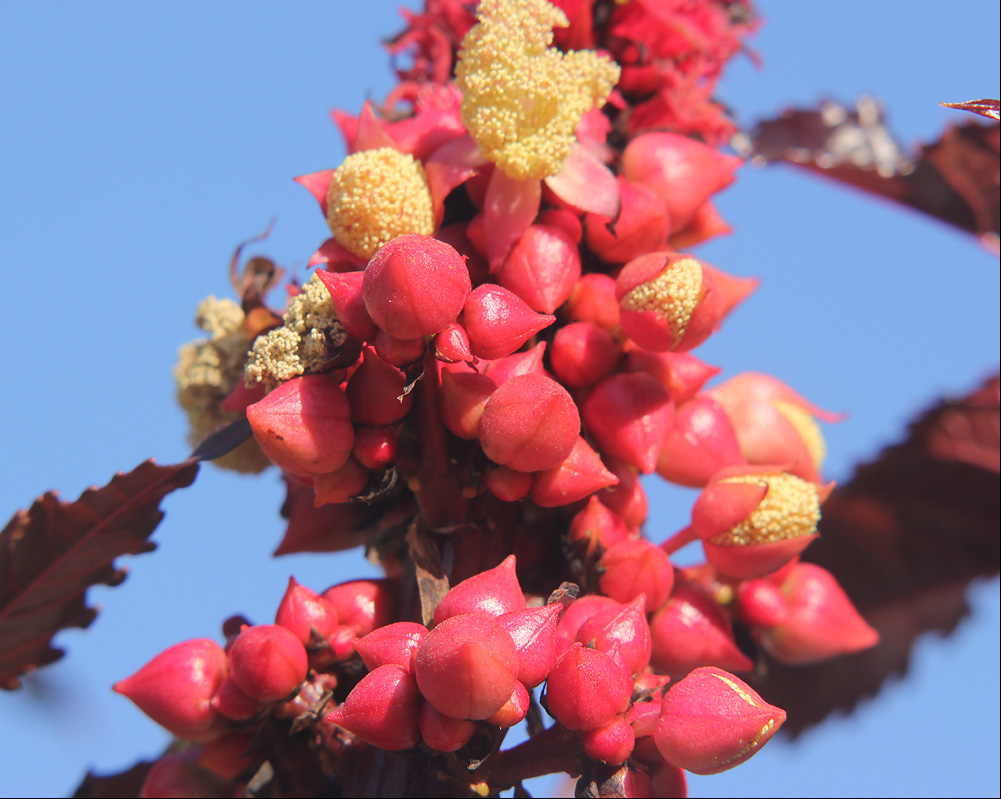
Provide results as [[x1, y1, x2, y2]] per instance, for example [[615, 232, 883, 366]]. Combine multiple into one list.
[[550, 322, 620, 388], [313, 456, 369, 505], [209, 677, 259, 722], [760, 563, 878, 664], [669, 199, 732, 249], [346, 346, 413, 426], [530, 436, 619, 507], [734, 578, 790, 628], [363, 233, 470, 339], [486, 680, 531, 727], [545, 643, 633, 731], [139, 751, 229, 799], [419, 703, 476, 752], [322, 578, 397, 636], [352, 425, 397, 470], [113, 639, 227, 740], [246, 375, 354, 476], [433, 555, 527, 624], [700, 263, 758, 321], [616, 253, 722, 353], [649, 579, 753, 675], [315, 269, 378, 342], [479, 374, 580, 472], [692, 469, 824, 579], [655, 667, 785, 775], [584, 177, 670, 264], [583, 372, 674, 473], [577, 596, 652, 676], [197, 732, 260, 781], [439, 367, 497, 439], [497, 224, 582, 313], [598, 540, 674, 613], [622, 132, 741, 232], [598, 458, 648, 528], [327, 664, 421, 750], [568, 496, 631, 560], [415, 613, 519, 720], [497, 603, 562, 688], [480, 341, 547, 384], [354, 622, 428, 673], [433, 323, 473, 364], [555, 594, 622, 659], [623, 349, 720, 405], [228, 625, 308, 704], [564, 273, 620, 331], [485, 464, 534, 502], [581, 717, 635, 765], [656, 396, 746, 487], [275, 577, 340, 645], [372, 330, 425, 367], [462, 284, 556, 360]]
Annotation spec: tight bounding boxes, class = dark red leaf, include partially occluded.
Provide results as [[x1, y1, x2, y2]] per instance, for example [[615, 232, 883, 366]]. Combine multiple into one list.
[[0, 459, 199, 689], [941, 99, 1001, 122], [739, 96, 1000, 245], [747, 375, 1000, 735]]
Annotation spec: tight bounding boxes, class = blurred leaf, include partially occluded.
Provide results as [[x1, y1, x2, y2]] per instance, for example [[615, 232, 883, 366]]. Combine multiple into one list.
[[72, 761, 152, 798], [750, 375, 1000, 735], [0, 459, 199, 689], [738, 96, 1000, 245], [941, 99, 1001, 122]]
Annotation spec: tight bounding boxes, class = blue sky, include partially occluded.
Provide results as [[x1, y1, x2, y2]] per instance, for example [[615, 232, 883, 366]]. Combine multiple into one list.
[[1, 2, 998, 797]]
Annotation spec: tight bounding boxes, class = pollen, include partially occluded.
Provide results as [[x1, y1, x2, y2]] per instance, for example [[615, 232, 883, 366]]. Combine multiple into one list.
[[620, 257, 702, 349], [773, 400, 827, 469], [455, 0, 620, 181], [245, 272, 347, 390], [712, 473, 820, 546], [326, 147, 435, 260]]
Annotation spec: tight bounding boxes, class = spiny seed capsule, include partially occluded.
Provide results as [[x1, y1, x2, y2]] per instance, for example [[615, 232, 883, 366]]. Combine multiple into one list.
[[326, 148, 434, 260]]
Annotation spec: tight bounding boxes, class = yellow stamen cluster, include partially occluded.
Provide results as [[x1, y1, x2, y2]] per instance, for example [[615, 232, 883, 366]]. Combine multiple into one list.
[[773, 400, 827, 468], [455, 0, 620, 181], [326, 147, 434, 260], [712, 473, 820, 546], [245, 272, 347, 390], [621, 257, 702, 349], [175, 297, 269, 473]]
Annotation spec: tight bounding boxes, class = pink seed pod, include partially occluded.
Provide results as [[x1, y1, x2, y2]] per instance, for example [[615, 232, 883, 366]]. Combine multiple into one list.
[[228, 624, 308, 704], [275, 577, 340, 645], [581, 716, 635, 765], [346, 346, 412, 426], [414, 613, 519, 720], [656, 396, 747, 488], [598, 458, 648, 528], [485, 464, 534, 502], [649, 578, 753, 675], [312, 456, 369, 506], [322, 578, 397, 637], [577, 596, 652, 676], [354, 622, 428, 672], [616, 252, 722, 353], [655, 667, 786, 775], [419, 702, 476, 752], [315, 269, 378, 342], [564, 273, 620, 331], [623, 349, 720, 405], [209, 677, 259, 722], [433, 322, 473, 364], [550, 322, 620, 388], [326, 664, 421, 751], [760, 563, 878, 664], [584, 177, 670, 264], [734, 578, 791, 628], [568, 496, 631, 559], [555, 595, 622, 659], [622, 132, 741, 232], [352, 425, 397, 470], [530, 436, 619, 508], [372, 329, 425, 367], [496, 224, 582, 314], [583, 372, 674, 474], [598, 540, 675, 613], [479, 374, 580, 473], [545, 643, 633, 731], [433, 554, 527, 624], [363, 234, 470, 339], [497, 603, 562, 688], [113, 639, 227, 740], [461, 284, 556, 360], [486, 679, 531, 727], [246, 375, 355, 477], [439, 368, 497, 439]]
